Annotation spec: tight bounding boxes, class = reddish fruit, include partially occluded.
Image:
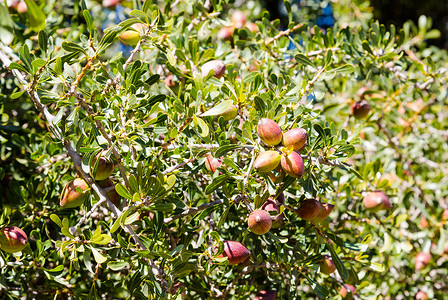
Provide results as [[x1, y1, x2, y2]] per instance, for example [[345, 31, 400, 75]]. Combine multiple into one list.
[[91, 150, 115, 181], [118, 23, 145, 46], [205, 154, 223, 173], [102, 0, 120, 8], [246, 22, 259, 33], [257, 118, 282, 146], [267, 167, 285, 184], [201, 60, 226, 79], [218, 26, 234, 41], [98, 179, 121, 207], [419, 217, 428, 229], [60, 178, 90, 208], [296, 199, 321, 220], [218, 241, 250, 265], [262, 194, 284, 228], [248, 210, 272, 235], [312, 203, 335, 222], [280, 151, 304, 178], [231, 10, 247, 29], [282, 128, 307, 152], [319, 258, 336, 275], [442, 209, 448, 221], [351, 100, 371, 119], [415, 252, 431, 271], [17, 1, 27, 13], [415, 291, 429, 300], [362, 191, 391, 212], [254, 151, 281, 173], [0, 226, 28, 253], [217, 105, 238, 121], [340, 284, 356, 300], [254, 290, 277, 300]]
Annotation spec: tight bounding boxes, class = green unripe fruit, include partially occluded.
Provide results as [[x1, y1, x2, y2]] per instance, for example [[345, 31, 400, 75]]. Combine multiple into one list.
[[60, 178, 90, 208], [280, 151, 304, 178], [217, 105, 238, 121], [282, 128, 307, 152], [254, 151, 281, 173], [217, 241, 250, 265], [351, 100, 371, 119], [248, 210, 272, 235], [201, 60, 226, 79], [362, 191, 391, 212], [257, 118, 282, 146], [296, 199, 321, 220], [319, 258, 336, 275], [91, 150, 115, 181], [118, 23, 144, 45], [0, 226, 28, 253]]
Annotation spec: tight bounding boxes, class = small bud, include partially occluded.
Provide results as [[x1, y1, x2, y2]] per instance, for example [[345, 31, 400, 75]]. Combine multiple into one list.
[[282, 128, 307, 152], [248, 210, 272, 235], [257, 118, 282, 146], [280, 151, 304, 178], [296, 199, 321, 220], [351, 100, 371, 119], [201, 60, 226, 79], [60, 178, 90, 208], [0, 226, 28, 253], [254, 151, 281, 173]]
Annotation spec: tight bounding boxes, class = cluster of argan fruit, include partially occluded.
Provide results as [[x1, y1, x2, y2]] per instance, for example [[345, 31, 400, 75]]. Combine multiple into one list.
[[59, 150, 121, 209]]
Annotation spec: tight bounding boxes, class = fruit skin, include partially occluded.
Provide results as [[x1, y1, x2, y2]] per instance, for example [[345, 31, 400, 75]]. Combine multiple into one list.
[[217, 105, 238, 121], [415, 251, 431, 271], [0, 226, 28, 253], [246, 22, 259, 33], [201, 60, 226, 79], [60, 178, 90, 208], [257, 118, 282, 146], [340, 284, 356, 300], [231, 10, 247, 29], [362, 191, 392, 212], [205, 154, 223, 173], [254, 290, 277, 300], [118, 23, 144, 46], [218, 241, 250, 265], [351, 100, 371, 119], [102, 0, 120, 8], [280, 151, 304, 178], [261, 194, 284, 228], [319, 258, 336, 275], [248, 210, 272, 235], [312, 203, 335, 222], [254, 151, 281, 173], [218, 26, 234, 41], [17, 1, 27, 13], [97, 179, 121, 207], [296, 199, 321, 220], [90, 150, 115, 181], [282, 128, 307, 152], [415, 291, 428, 300]]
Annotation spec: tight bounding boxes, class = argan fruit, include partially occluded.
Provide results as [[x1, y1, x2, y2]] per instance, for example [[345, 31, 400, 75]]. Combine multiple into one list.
[[262, 194, 284, 228], [218, 241, 250, 265], [442, 209, 448, 221], [296, 199, 321, 220], [267, 166, 285, 184], [312, 203, 335, 222], [231, 10, 247, 29], [246, 22, 259, 33], [280, 151, 304, 178], [254, 151, 281, 173], [102, 0, 120, 8], [415, 291, 429, 300], [319, 258, 336, 275], [351, 100, 371, 119], [218, 26, 234, 41], [201, 60, 226, 79], [248, 210, 272, 235], [98, 179, 121, 207], [419, 217, 428, 229], [60, 178, 90, 208], [0, 226, 28, 253], [17, 1, 27, 13], [217, 105, 238, 121], [90, 150, 115, 181], [340, 284, 356, 300], [118, 23, 145, 46], [282, 128, 307, 152], [257, 118, 282, 146], [362, 191, 391, 212], [254, 290, 277, 300], [205, 154, 223, 173], [415, 251, 431, 271]]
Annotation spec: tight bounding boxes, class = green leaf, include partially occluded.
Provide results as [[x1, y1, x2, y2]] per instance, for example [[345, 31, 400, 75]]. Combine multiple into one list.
[[9, 62, 30, 74], [24, 0, 46, 31], [303, 273, 329, 298], [327, 242, 349, 279], [50, 214, 63, 228], [62, 41, 86, 55], [107, 261, 130, 271], [91, 246, 107, 264], [110, 209, 131, 233], [83, 10, 93, 36], [38, 30, 48, 53], [334, 64, 355, 74], [205, 174, 230, 194], [200, 100, 234, 117], [193, 115, 209, 138], [294, 54, 316, 68], [11, 90, 25, 99], [214, 145, 243, 158], [115, 183, 132, 199]]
